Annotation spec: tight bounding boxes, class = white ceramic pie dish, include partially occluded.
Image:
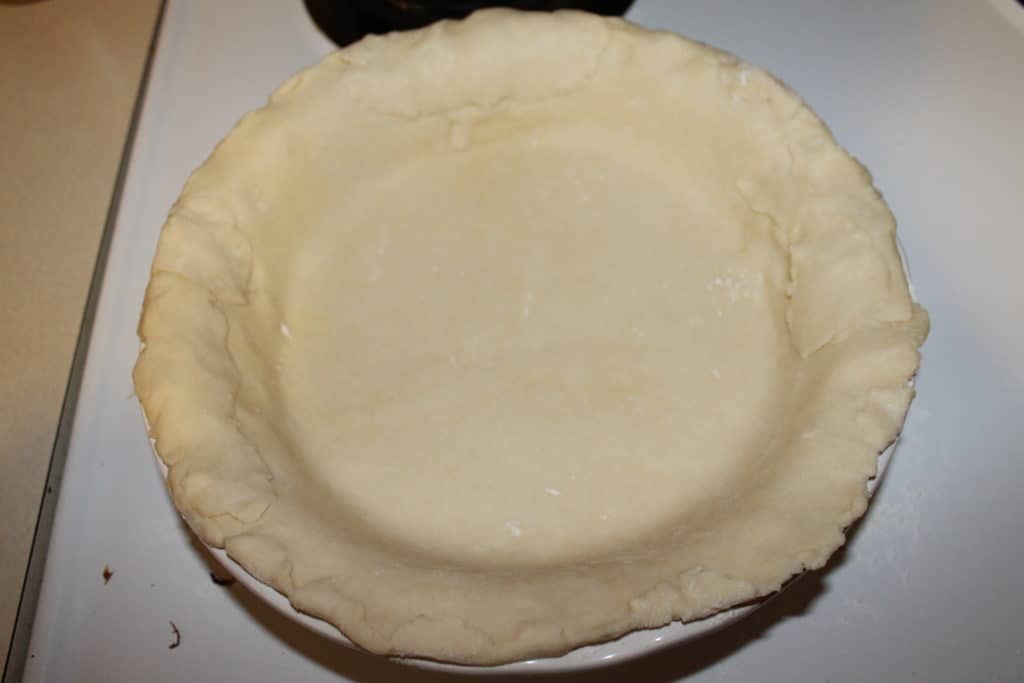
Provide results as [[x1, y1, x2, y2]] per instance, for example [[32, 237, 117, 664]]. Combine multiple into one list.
[[134, 8, 927, 669]]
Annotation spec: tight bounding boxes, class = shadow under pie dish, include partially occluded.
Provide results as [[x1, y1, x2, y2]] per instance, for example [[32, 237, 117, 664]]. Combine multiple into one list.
[[133, 8, 929, 667]]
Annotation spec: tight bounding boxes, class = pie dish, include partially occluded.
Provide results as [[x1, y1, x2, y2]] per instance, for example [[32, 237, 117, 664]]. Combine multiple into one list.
[[133, 9, 929, 665]]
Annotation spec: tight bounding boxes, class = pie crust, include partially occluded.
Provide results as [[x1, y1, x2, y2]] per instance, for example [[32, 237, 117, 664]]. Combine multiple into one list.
[[134, 9, 929, 664]]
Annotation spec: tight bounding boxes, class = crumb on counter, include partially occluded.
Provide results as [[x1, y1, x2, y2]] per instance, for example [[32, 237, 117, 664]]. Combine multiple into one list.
[[210, 571, 237, 587], [169, 621, 181, 650]]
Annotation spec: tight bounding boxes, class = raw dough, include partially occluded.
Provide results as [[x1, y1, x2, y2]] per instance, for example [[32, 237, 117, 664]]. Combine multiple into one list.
[[134, 9, 929, 664]]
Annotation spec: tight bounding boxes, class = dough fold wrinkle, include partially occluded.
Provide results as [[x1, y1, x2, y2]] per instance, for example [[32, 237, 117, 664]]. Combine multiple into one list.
[[133, 9, 929, 665]]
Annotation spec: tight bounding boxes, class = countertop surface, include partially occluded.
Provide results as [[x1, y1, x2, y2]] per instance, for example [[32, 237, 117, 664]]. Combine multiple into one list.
[[0, 0, 162, 668]]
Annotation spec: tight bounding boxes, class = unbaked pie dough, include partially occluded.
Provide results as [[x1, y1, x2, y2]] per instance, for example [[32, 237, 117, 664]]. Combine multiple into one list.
[[134, 9, 929, 664]]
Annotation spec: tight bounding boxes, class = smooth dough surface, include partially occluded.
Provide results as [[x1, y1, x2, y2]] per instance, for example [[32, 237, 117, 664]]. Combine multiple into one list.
[[134, 9, 929, 664]]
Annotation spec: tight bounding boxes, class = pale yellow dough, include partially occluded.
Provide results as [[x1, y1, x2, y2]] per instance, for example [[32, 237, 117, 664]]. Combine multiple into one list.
[[134, 9, 928, 664]]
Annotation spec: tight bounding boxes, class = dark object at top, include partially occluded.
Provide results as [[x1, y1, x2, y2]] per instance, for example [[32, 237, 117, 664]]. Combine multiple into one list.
[[305, 0, 634, 47]]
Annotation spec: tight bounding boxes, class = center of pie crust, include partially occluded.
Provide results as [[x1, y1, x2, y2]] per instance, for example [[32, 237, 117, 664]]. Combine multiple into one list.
[[279, 122, 796, 568]]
